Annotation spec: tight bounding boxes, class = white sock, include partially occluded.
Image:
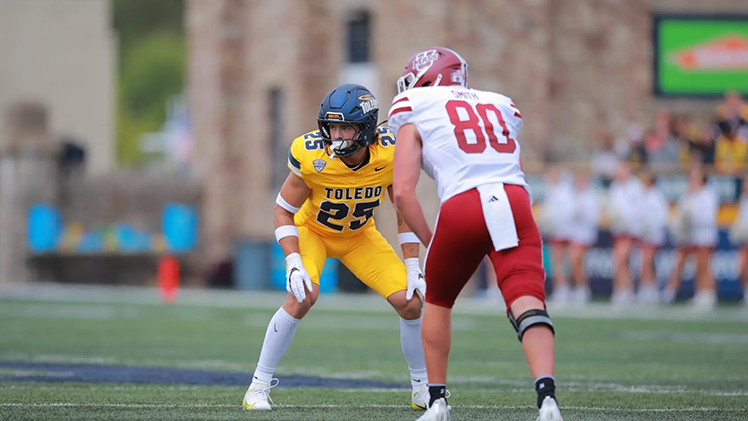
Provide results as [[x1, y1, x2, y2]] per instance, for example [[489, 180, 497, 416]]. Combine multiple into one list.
[[400, 317, 428, 387], [252, 307, 300, 384]]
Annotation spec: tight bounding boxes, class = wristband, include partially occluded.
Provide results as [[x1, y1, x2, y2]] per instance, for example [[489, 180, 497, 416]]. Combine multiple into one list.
[[398, 232, 420, 245], [275, 225, 299, 243]]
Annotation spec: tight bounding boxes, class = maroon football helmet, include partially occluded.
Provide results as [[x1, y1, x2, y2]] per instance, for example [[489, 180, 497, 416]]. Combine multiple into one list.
[[397, 47, 468, 94]]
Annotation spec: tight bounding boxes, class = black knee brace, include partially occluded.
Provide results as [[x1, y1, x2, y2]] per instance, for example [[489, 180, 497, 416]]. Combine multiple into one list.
[[508, 309, 555, 342]]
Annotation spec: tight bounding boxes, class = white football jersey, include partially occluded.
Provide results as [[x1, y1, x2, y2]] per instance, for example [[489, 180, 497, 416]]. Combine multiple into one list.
[[681, 185, 719, 246], [388, 86, 529, 203], [640, 186, 669, 245], [608, 177, 645, 237]]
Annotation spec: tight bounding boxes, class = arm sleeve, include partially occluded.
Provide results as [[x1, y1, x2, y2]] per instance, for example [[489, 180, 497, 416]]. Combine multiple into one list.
[[585, 191, 600, 223], [287, 141, 303, 178], [739, 198, 748, 224], [654, 194, 669, 229], [505, 101, 524, 138], [388, 93, 415, 135]]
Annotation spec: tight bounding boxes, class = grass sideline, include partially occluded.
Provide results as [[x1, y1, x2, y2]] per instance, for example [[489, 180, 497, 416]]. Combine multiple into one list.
[[1, 285, 747, 420]]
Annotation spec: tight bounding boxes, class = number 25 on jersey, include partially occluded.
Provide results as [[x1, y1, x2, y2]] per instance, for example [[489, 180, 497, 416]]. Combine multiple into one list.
[[445, 100, 516, 154]]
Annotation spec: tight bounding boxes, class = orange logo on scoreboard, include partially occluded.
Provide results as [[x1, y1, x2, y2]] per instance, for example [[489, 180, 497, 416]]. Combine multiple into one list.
[[671, 34, 748, 71]]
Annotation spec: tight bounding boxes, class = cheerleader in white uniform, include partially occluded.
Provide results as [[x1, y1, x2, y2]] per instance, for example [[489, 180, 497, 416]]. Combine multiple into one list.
[[730, 175, 748, 307], [608, 162, 645, 306], [637, 171, 669, 305], [664, 168, 719, 309], [541, 167, 577, 305], [568, 169, 600, 305]]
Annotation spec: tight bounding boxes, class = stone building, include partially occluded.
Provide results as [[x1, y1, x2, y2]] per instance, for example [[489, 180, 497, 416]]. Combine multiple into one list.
[[187, 0, 748, 263], [0, 0, 116, 175]]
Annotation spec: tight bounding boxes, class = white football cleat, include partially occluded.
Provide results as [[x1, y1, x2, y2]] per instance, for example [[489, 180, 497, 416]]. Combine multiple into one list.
[[537, 396, 563, 421], [416, 397, 449, 421], [241, 378, 278, 410], [610, 288, 635, 308], [549, 284, 570, 308], [660, 287, 676, 304], [572, 286, 591, 305], [691, 290, 717, 311], [411, 383, 429, 410], [637, 284, 660, 305]]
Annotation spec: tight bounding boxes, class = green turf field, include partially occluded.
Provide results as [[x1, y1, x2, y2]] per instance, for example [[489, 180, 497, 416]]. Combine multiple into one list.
[[0, 285, 747, 420]]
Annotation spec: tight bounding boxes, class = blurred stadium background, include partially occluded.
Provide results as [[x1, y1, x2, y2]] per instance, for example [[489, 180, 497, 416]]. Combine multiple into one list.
[[1, 0, 748, 420]]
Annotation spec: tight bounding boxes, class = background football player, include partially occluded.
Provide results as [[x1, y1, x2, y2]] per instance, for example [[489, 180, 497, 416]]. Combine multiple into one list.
[[242, 84, 429, 411], [663, 167, 719, 309]]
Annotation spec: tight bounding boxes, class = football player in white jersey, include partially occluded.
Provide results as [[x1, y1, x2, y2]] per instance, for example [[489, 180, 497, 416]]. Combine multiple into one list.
[[637, 170, 669, 305], [389, 47, 562, 421], [733, 175, 748, 307], [568, 168, 600, 305], [663, 168, 719, 309], [607, 161, 644, 306]]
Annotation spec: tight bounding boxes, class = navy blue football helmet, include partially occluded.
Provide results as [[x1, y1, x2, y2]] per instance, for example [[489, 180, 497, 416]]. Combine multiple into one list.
[[317, 84, 379, 158]]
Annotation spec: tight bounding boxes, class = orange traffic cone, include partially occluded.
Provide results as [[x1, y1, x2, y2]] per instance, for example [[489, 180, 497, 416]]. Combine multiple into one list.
[[158, 255, 180, 303]]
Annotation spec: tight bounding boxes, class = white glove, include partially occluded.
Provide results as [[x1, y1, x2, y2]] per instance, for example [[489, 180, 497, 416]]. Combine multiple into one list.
[[404, 257, 426, 301], [285, 253, 313, 303]]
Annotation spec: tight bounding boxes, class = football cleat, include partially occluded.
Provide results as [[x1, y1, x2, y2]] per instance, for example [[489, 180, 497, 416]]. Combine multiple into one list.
[[537, 396, 563, 421], [691, 290, 717, 311], [610, 289, 634, 307], [241, 378, 279, 410], [416, 397, 450, 421], [660, 287, 676, 304], [637, 284, 660, 305], [411, 383, 429, 410]]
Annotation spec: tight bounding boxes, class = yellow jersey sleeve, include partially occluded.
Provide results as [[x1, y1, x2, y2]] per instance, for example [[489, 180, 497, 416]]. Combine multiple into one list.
[[288, 130, 325, 178]]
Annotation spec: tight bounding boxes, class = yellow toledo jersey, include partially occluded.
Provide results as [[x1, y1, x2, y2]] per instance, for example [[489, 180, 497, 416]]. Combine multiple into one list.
[[288, 127, 396, 236]]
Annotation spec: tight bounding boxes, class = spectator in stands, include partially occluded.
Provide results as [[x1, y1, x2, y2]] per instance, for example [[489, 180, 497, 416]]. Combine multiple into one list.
[[715, 91, 748, 139], [664, 167, 719, 310], [643, 110, 680, 169], [731, 175, 748, 308], [637, 171, 669, 305], [541, 166, 576, 306], [687, 123, 716, 167], [608, 161, 644, 306], [715, 125, 748, 199], [590, 133, 619, 188], [672, 115, 697, 169], [568, 168, 600, 305], [626, 124, 647, 169], [715, 126, 747, 175]]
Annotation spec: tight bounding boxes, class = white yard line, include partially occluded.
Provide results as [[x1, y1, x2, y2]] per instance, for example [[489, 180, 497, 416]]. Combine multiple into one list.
[[2, 283, 747, 322], [0, 403, 744, 412], [1, 383, 746, 397]]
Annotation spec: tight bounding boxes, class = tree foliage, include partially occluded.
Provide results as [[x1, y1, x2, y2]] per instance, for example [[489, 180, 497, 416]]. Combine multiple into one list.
[[113, 0, 184, 166]]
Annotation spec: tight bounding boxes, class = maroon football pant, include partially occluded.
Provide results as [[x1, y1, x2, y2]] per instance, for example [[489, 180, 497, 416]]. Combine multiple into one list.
[[424, 184, 546, 311]]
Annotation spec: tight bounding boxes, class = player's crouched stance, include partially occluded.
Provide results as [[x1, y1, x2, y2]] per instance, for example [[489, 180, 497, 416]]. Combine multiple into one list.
[[242, 84, 430, 411], [389, 47, 563, 421]]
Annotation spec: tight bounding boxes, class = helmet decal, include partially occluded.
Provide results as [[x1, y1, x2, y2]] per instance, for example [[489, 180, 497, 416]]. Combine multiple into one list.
[[413, 49, 440, 71], [360, 97, 378, 115]]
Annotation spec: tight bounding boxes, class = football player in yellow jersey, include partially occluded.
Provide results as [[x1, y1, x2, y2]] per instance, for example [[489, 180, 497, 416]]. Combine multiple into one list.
[[242, 84, 429, 411]]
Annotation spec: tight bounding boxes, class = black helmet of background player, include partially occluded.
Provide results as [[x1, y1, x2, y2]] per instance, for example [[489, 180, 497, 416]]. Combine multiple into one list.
[[317, 84, 379, 158]]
